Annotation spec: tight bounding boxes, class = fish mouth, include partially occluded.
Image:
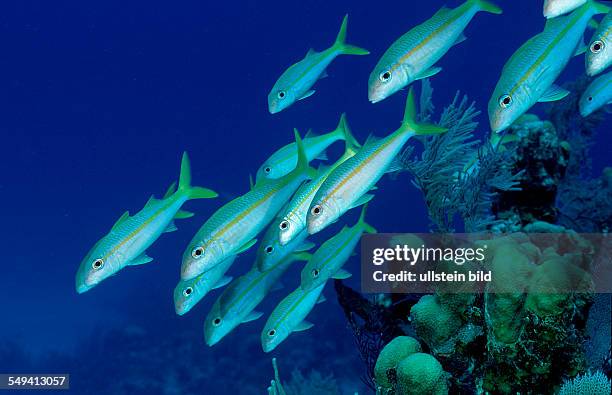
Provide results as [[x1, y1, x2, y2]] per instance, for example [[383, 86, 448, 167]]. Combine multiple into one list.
[[76, 281, 94, 294]]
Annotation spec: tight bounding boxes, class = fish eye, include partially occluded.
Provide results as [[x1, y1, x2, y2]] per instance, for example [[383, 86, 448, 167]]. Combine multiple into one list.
[[279, 220, 290, 231], [92, 258, 104, 270], [277, 91, 286, 99], [265, 245, 274, 254], [379, 70, 392, 82], [213, 317, 222, 326], [264, 166, 271, 174], [588, 96, 593, 102], [499, 94, 513, 108], [312, 268, 320, 278], [311, 205, 322, 216], [268, 329, 276, 337], [191, 246, 205, 259], [183, 287, 193, 297], [590, 40, 604, 54]]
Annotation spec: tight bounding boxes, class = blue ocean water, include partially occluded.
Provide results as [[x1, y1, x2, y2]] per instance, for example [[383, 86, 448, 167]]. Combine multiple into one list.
[[0, 1, 610, 394]]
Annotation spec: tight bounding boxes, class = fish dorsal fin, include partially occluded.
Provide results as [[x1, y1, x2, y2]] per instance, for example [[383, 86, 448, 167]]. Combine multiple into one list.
[[305, 48, 316, 58], [538, 84, 570, 102], [304, 128, 317, 139], [432, 6, 451, 18], [363, 134, 381, 147], [293, 320, 314, 332], [111, 211, 130, 231], [315, 150, 328, 161], [298, 90, 316, 101], [144, 195, 158, 208], [242, 310, 263, 323], [163, 182, 177, 199]]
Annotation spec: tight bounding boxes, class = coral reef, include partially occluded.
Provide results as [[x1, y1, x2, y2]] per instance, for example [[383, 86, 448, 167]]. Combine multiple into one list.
[[373, 337, 449, 395], [267, 358, 342, 395], [558, 371, 611, 395]]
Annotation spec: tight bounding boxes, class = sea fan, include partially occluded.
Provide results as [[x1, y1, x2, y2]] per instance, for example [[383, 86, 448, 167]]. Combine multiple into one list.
[[401, 83, 520, 232]]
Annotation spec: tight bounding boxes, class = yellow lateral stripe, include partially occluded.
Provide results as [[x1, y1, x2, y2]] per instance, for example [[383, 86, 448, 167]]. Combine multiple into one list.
[[315, 228, 356, 274], [204, 181, 286, 248], [509, 9, 584, 96], [322, 135, 395, 206], [390, 8, 462, 74], [104, 195, 177, 260], [273, 287, 312, 329], [591, 76, 612, 100]]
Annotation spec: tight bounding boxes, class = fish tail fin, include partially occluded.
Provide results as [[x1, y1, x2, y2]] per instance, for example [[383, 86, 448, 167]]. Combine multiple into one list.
[[399, 88, 449, 136], [333, 14, 369, 56], [357, 204, 377, 234], [589, 0, 611, 15], [178, 152, 218, 200], [293, 129, 318, 179], [470, 0, 503, 14], [337, 113, 361, 156]]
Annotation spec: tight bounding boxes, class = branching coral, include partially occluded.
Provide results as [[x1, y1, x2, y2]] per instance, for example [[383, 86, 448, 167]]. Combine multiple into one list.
[[267, 358, 341, 395], [558, 371, 611, 395], [401, 82, 521, 232]]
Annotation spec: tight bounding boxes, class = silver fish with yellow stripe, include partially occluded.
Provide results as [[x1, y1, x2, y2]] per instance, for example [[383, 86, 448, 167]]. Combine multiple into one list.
[[173, 255, 236, 316], [368, 0, 502, 104], [277, 114, 360, 246], [204, 252, 310, 346], [544, 0, 587, 18], [586, 11, 612, 76], [307, 88, 447, 235], [181, 131, 315, 280], [255, 211, 315, 272], [580, 70, 612, 116], [261, 283, 326, 352], [301, 205, 376, 292], [256, 114, 350, 182], [75, 153, 217, 293], [268, 14, 369, 114], [489, 1, 610, 133]]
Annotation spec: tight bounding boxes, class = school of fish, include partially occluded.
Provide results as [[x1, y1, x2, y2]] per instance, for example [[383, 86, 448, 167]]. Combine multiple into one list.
[[76, 0, 611, 353]]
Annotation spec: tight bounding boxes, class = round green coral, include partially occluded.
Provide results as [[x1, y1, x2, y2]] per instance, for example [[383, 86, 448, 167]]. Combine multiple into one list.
[[374, 336, 421, 389], [410, 295, 462, 350], [396, 353, 448, 395]]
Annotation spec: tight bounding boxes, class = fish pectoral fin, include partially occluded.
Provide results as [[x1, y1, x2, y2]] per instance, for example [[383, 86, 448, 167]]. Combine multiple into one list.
[[236, 238, 258, 254], [414, 66, 442, 81], [293, 320, 314, 332], [213, 276, 233, 290], [129, 253, 153, 266], [291, 251, 313, 262], [318, 70, 329, 80], [316, 294, 326, 304], [111, 211, 130, 231], [242, 310, 263, 323], [538, 85, 570, 102], [298, 90, 316, 101], [349, 194, 375, 210], [295, 240, 316, 252], [175, 210, 195, 219], [453, 32, 467, 46], [331, 268, 352, 280], [164, 222, 178, 233]]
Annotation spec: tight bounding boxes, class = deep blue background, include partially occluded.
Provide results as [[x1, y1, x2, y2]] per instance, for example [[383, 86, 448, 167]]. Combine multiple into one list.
[[0, 0, 609, 393]]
